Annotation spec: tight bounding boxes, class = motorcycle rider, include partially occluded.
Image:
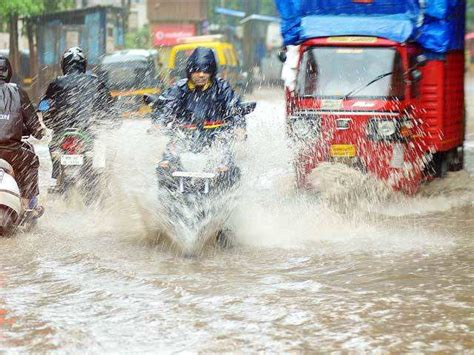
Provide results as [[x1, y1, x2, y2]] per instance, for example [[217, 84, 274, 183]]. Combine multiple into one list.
[[151, 47, 244, 168], [40, 47, 115, 185], [0, 55, 44, 212]]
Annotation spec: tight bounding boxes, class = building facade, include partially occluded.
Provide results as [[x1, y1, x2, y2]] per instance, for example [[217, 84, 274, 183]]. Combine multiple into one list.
[[75, 0, 148, 30], [147, 0, 208, 47]]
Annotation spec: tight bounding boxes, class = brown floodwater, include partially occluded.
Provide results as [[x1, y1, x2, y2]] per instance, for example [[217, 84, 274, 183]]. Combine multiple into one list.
[[0, 83, 472, 352]]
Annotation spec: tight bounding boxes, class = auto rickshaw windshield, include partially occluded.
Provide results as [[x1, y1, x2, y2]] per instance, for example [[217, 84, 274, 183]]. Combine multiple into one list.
[[296, 47, 405, 99]]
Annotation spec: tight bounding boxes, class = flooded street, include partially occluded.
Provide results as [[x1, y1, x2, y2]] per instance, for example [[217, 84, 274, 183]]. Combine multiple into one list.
[[0, 81, 473, 352]]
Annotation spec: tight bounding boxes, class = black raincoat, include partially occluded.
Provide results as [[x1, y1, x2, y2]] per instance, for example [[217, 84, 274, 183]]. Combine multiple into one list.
[[155, 47, 242, 128], [41, 68, 115, 180], [41, 70, 114, 132], [0, 82, 43, 148], [0, 55, 43, 198]]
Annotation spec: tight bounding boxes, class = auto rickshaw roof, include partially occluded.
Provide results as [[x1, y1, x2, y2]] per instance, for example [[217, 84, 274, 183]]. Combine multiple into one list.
[[101, 49, 157, 64]]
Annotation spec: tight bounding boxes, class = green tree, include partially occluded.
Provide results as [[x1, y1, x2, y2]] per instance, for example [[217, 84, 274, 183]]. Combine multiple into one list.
[[468, 0, 474, 32], [0, 0, 74, 73], [0, 0, 42, 74], [125, 25, 151, 49]]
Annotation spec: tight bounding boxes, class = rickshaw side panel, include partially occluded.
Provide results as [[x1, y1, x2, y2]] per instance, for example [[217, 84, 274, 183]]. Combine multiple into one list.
[[417, 51, 465, 152]]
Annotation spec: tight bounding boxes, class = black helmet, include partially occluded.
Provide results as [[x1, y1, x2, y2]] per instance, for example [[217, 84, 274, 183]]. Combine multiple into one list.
[[185, 47, 218, 78], [0, 55, 12, 83], [62, 47, 87, 74]]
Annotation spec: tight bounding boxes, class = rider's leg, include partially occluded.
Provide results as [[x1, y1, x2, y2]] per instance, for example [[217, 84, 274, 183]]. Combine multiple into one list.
[[14, 144, 41, 211]]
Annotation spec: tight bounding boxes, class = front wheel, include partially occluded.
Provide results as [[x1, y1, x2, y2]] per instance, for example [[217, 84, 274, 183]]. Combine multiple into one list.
[[216, 229, 234, 249], [0, 206, 18, 236], [449, 146, 464, 172], [424, 147, 464, 179]]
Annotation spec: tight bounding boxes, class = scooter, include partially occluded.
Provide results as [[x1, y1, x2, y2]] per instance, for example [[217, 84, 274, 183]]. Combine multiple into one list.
[[0, 142, 43, 235]]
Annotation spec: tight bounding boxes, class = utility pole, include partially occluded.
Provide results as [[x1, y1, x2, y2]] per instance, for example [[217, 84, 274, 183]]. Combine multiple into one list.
[[121, 0, 132, 31], [242, 0, 258, 92]]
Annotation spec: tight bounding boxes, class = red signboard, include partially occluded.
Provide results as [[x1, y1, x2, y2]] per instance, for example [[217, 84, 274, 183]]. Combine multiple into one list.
[[152, 24, 196, 46]]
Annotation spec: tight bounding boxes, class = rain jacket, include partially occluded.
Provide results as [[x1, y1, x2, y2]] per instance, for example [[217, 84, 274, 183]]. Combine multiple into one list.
[[156, 48, 242, 128], [41, 71, 114, 132], [0, 82, 43, 150]]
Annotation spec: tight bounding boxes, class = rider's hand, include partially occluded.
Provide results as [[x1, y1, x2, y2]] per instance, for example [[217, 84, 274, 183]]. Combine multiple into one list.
[[38, 128, 53, 142], [234, 127, 247, 141]]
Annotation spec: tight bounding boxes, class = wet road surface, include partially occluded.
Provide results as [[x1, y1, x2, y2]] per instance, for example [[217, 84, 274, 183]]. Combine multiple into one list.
[[0, 81, 473, 352]]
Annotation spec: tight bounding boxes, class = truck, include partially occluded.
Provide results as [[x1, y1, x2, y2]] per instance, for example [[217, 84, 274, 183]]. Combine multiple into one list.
[[275, 0, 465, 194]]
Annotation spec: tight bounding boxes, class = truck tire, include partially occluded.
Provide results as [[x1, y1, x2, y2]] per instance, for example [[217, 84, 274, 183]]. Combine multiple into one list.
[[449, 146, 464, 172], [428, 152, 448, 178]]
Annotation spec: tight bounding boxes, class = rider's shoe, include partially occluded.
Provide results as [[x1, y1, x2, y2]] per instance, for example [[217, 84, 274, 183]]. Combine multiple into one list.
[[27, 197, 45, 219]]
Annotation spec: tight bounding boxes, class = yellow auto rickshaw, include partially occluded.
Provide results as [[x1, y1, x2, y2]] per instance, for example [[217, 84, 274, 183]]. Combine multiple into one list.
[[168, 35, 244, 91], [98, 49, 164, 117]]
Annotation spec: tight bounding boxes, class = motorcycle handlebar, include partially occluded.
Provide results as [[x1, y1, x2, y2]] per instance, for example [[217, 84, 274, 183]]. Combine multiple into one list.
[[143, 94, 165, 109], [239, 102, 256, 116]]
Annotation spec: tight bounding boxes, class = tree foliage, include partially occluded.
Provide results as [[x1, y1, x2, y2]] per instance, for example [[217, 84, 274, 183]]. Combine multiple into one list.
[[0, 0, 43, 17], [468, 0, 474, 31], [125, 25, 151, 49], [0, 0, 75, 89], [0, 0, 75, 27]]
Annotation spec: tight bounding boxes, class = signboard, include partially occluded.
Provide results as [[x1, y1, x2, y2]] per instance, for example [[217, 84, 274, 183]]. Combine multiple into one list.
[[152, 24, 196, 46], [148, 0, 208, 22]]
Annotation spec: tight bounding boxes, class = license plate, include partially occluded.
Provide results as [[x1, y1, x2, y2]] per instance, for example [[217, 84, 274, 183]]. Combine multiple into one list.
[[321, 99, 343, 110], [61, 155, 84, 166], [172, 171, 216, 179], [330, 144, 356, 157]]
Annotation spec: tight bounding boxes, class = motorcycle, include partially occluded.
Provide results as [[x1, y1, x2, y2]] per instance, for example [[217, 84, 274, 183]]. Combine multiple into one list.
[[144, 94, 256, 254], [0, 141, 43, 235], [38, 99, 108, 203]]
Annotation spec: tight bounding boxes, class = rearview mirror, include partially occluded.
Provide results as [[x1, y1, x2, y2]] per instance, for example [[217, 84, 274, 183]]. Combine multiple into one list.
[[416, 54, 428, 67], [240, 102, 256, 115], [411, 69, 422, 82], [143, 94, 165, 109], [277, 50, 287, 63]]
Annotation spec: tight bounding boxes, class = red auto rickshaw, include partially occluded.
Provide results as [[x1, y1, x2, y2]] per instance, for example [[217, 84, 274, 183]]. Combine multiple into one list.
[[277, 0, 465, 194]]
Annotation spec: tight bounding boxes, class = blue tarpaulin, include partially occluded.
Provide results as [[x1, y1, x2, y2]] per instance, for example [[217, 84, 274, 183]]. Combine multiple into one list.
[[300, 15, 415, 43], [275, 0, 465, 53], [275, 0, 302, 46]]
